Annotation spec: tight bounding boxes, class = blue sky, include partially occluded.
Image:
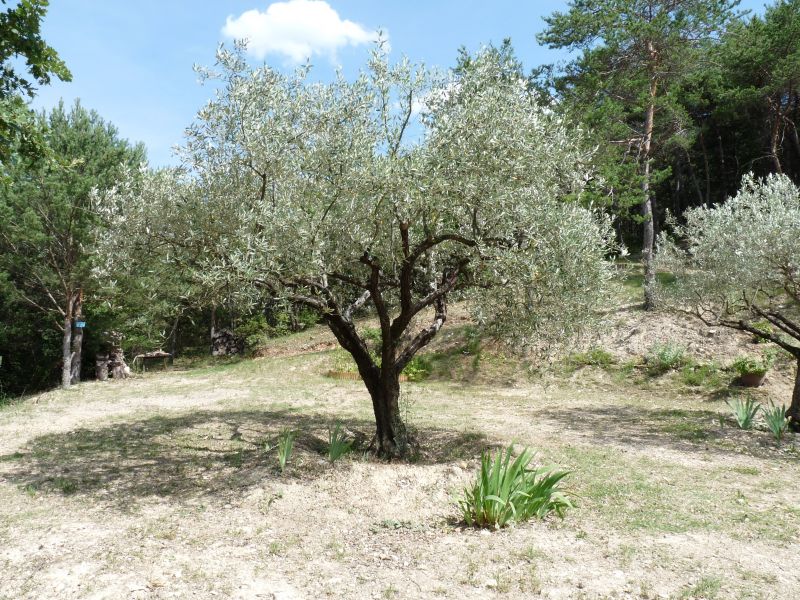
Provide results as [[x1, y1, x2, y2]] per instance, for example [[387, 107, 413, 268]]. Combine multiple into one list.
[[31, 0, 768, 166]]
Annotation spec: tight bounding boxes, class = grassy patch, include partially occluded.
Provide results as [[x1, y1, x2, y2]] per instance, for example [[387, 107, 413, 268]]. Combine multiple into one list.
[[680, 362, 723, 389], [678, 576, 722, 599], [565, 348, 617, 371]]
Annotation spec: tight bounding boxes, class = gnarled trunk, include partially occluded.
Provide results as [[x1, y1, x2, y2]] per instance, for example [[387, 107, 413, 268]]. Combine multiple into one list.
[[365, 368, 408, 458], [788, 358, 800, 432]]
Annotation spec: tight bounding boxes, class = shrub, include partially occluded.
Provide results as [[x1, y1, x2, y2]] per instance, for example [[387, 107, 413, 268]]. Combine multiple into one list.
[[459, 446, 572, 528], [645, 343, 689, 376], [763, 402, 789, 442], [277, 430, 296, 473], [730, 351, 775, 377], [402, 355, 432, 381], [567, 347, 616, 369], [727, 396, 761, 430], [462, 326, 482, 356], [238, 306, 320, 351], [327, 422, 353, 463]]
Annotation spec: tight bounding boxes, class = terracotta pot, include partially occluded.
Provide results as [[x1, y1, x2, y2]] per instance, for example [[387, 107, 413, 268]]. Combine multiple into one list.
[[735, 372, 767, 387]]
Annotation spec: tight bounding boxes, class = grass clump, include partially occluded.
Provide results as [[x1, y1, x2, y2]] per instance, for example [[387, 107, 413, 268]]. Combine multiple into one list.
[[763, 402, 789, 442], [459, 446, 572, 529], [276, 430, 296, 473], [645, 343, 689, 376], [327, 422, 353, 463], [727, 396, 761, 430], [680, 362, 722, 388]]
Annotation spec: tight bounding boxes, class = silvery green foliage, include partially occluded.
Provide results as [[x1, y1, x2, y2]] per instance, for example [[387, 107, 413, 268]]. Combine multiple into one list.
[[656, 174, 800, 354], [102, 43, 615, 355]]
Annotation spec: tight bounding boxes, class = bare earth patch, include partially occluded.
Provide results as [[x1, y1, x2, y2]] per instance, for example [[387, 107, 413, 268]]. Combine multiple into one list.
[[1, 313, 799, 599]]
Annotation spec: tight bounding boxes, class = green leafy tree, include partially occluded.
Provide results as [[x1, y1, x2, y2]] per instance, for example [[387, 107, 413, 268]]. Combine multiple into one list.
[[657, 174, 800, 429], [0, 0, 71, 169], [102, 45, 616, 457], [539, 0, 740, 309], [717, 0, 800, 177], [0, 100, 144, 389]]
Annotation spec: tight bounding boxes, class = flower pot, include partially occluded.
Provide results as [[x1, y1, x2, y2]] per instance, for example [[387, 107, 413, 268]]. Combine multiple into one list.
[[735, 372, 766, 387]]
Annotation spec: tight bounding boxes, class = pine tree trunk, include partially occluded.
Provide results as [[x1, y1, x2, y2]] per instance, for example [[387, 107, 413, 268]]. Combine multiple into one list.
[[787, 358, 800, 432], [210, 304, 217, 355], [69, 290, 83, 385], [641, 92, 657, 311], [61, 313, 73, 390], [769, 98, 784, 174]]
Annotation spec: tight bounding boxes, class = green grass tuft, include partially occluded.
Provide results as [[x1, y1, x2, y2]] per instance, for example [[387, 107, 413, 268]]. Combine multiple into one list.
[[327, 422, 353, 463], [459, 445, 572, 528]]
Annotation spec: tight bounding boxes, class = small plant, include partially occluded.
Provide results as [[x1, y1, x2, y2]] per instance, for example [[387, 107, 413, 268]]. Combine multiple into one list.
[[53, 477, 77, 495], [459, 445, 572, 528], [731, 350, 775, 378], [225, 450, 244, 469], [645, 343, 688, 376], [727, 396, 761, 430], [763, 402, 789, 442], [327, 422, 353, 463], [277, 429, 296, 473]]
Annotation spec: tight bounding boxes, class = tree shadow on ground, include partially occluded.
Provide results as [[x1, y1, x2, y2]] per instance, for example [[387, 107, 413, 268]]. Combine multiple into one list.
[[537, 404, 795, 460], [0, 409, 492, 506]]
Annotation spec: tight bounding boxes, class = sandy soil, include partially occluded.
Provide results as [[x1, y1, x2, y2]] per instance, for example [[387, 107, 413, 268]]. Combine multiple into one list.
[[1, 311, 798, 600]]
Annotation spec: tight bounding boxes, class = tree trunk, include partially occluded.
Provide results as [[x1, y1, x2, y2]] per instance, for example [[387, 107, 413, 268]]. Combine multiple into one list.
[[769, 97, 784, 174], [210, 304, 217, 355], [788, 358, 800, 432], [169, 315, 180, 359], [95, 353, 109, 381], [61, 312, 73, 390], [641, 82, 657, 311], [698, 129, 711, 204], [69, 290, 83, 385], [365, 367, 408, 458]]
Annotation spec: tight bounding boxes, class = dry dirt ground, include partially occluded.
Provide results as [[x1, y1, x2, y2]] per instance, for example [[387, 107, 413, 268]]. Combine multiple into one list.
[[1, 307, 799, 599]]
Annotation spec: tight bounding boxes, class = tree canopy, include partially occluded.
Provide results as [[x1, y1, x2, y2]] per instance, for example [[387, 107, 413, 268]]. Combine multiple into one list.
[[101, 45, 616, 456], [539, 0, 741, 308], [0, 0, 71, 170], [0, 100, 145, 390], [657, 173, 800, 426]]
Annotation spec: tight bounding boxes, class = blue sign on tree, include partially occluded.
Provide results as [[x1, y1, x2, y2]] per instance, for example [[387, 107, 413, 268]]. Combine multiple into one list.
[[75, 321, 86, 328]]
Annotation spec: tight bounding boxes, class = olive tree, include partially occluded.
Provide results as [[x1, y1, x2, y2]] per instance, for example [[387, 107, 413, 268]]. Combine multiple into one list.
[[657, 173, 800, 428], [102, 45, 616, 457]]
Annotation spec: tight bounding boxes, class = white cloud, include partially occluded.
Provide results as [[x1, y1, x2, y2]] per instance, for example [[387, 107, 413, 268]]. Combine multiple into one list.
[[222, 0, 381, 64]]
